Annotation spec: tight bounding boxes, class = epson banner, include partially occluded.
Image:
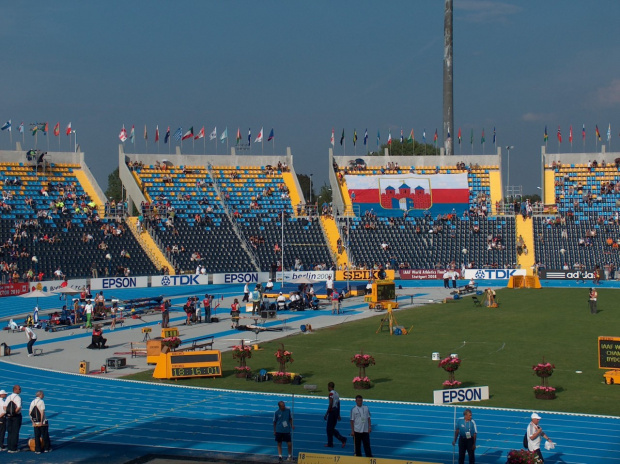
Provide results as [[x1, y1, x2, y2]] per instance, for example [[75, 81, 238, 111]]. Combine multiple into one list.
[[434, 386, 490, 405], [213, 272, 270, 285], [91, 276, 149, 290], [463, 269, 526, 280], [152, 275, 209, 287]]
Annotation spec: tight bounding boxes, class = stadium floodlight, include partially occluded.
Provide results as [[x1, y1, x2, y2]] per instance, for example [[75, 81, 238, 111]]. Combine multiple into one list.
[[505, 146, 515, 199]]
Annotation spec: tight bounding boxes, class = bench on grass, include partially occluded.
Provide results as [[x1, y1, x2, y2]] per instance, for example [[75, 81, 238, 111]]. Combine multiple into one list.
[[187, 335, 214, 351], [130, 342, 147, 358]]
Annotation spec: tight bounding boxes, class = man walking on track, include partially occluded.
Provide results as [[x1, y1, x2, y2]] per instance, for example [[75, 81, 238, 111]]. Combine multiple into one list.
[[324, 382, 347, 448], [453, 408, 477, 464]]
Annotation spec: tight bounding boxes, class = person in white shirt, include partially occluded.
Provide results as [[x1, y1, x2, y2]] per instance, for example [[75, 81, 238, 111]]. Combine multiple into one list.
[[4, 385, 22, 453], [276, 292, 287, 310], [29, 390, 51, 453], [350, 395, 372, 457], [326, 276, 334, 297], [527, 412, 552, 462], [84, 300, 94, 328], [266, 279, 274, 291], [0, 389, 7, 451], [25, 326, 37, 357]]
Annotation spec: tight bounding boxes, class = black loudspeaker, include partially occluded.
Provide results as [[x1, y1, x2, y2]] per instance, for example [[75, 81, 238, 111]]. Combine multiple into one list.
[[210, 317, 219, 323], [260, 310, 269, 319], [292, 375, 302, 385]]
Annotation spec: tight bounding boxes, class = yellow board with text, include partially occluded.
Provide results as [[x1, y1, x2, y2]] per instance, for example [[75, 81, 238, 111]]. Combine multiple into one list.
[[153, 350, 222, 379], [297, 452, 439, 464]]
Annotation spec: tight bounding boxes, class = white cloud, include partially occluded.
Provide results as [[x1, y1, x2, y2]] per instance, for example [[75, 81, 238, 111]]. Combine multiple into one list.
[[595, 79, 620, 107], [455, 1, 521, 23], [522, 113, 554, 122]]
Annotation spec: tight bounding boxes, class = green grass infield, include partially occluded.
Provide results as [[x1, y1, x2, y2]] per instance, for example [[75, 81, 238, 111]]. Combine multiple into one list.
[[123, 287, 620, 416]]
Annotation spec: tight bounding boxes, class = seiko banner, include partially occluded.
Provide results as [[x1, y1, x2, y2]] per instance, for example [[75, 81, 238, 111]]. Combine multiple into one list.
[[463, 269, 526, 280], [434, 386, 490, 405], [540, 269, 601, 280], [335, 269, 396, 281], [212, 272, 270, 285], [276, 271, 334, 282], [91, 276, 149, 290], [152, 275, 209, 287], [400, 269, 447, 280]]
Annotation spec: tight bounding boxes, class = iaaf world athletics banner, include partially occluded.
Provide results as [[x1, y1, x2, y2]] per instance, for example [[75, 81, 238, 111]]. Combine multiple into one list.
[[345, 173, 470, 217], [400, 269, 447, 280]]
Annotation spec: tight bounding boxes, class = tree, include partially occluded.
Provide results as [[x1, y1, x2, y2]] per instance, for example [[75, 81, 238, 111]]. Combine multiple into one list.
[[316, 184, 332, 207], [105, 167, 122, 202], [297, 173, 313, 202], [368, 139, 440, 157]]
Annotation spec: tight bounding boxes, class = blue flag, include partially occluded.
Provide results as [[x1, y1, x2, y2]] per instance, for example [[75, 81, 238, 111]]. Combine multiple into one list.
[[164, 127, 170, 144], [173, 127, 182, 142], [364, 129, 368, 146], [376, 130, 380, 147], [268, 128, 274, 142], [0, 120, 11, 131]]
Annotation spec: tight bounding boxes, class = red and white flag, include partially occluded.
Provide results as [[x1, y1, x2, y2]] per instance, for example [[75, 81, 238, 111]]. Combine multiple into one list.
[[65, 122, 72, 136], [254, 127, 263, 143], [182, 127, 194, 140], [569, 125, 573, 144], [388, 130, 392, 145], [195, 127, 205, 140], [155, 125, 160, 143], [119, 125, 127, 142], [330, 128, 335, 146]]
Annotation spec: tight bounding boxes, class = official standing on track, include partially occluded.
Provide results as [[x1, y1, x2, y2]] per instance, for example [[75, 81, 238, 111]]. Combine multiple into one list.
[[0, 389, 7, 451], [452, 408, 477, 464], [29, 390, 51, 454], [4, 385, 22, 453], [350, 395, 372, 457], [273, 401, 294, 462]]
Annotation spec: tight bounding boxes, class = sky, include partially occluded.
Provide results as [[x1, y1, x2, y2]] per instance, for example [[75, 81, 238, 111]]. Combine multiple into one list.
[[1, 1, 620, 196]]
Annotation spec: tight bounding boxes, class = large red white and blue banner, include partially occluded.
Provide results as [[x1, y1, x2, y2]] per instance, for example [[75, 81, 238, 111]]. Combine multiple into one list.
[[346, 173, 470, 217]]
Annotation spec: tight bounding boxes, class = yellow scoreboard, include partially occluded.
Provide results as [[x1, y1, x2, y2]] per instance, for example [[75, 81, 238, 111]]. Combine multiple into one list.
[[297, 452, 438, 464], [153, 350, 222, 379]]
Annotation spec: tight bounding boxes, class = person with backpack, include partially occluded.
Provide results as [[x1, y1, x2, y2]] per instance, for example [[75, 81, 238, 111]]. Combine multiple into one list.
[[0, 389, 7, 451], [29, 390, 51, 454], [4, 385, 22, 453]]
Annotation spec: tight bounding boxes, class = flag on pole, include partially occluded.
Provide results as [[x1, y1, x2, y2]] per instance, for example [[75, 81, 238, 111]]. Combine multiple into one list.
[[129, 125, 135, 143], [569, 125, 573, 144], [582, 124, 586, 141], [596, 125, 601, 141], [330, 128, 334, 146], [408, 129, 414, 143], [353, 129, 358, 146], [470, 128, 473, 145], [493, 127, 496, 145], [543, 126, 548, 142], [43, 122, 48, 134], [458, 128, 461, 145], [340, 129, 345, 145], [144, 125, 148, 140], [447, 129, 451, 141], [53, 123, 60, 136], [481, 128, 486, 144], [2, 120, 11, 131], [164, 127, 171, 144], [607, 123, 611, 142], [247, 128, 251, 145], [433, 129, 438, 142], [235, 128, 241, 144], [268, 128, 274, 142], [172, 127, 182, 142], [19, 122, 24, 134], [557, 126, 562, 143], [220, 127, 228, 143], [376, 130, 380, 147], [255, 127, 263, 143], [400, 129, 404, 143], [119, 125, 127, 142], [388, 130, 392, 145], [422, 129, 426, 142], [155, 125, 160, 142], [209, 127, 217, 140], [364, 129, 368, 146], [182, 127, 194, 140], [195, 127, 205, 140]]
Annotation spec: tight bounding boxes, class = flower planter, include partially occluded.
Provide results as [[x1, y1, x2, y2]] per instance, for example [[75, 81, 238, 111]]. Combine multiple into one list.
[[534, 392, 556, 400], [273, 376, 292, 384], [353, 383, 371, 390], [235, 372, 249, 379], [536, 372, 552, 378]]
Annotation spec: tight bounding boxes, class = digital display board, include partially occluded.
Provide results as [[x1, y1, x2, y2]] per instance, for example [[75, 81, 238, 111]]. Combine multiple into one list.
[[598, 337, 620, 369], [153, 350, 222, 379]]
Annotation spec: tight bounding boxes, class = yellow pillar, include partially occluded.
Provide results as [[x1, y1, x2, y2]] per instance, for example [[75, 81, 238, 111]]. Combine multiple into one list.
[[515, 216, 535, 275]]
